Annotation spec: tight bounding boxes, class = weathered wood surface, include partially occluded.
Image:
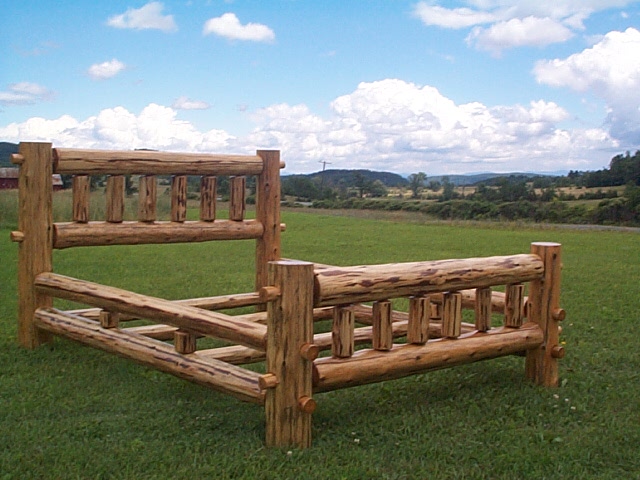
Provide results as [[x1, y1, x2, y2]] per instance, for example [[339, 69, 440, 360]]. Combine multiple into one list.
[[266, 260, 315, 448], [474, 287, 492, 332], [407, 296, 430, 344], [34, 273, 267, 350], [34, 308, 264, 403], [504, 283, 525, 328], [53, 220, 264, 248], [314, 322, 544, 392], [53, 148, 264, 176], [16, 142, 54, 347], [313, 254, 544, 306], [442, 292, 462, 338]]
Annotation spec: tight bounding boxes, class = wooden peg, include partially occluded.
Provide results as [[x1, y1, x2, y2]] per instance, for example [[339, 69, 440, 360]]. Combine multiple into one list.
[[552, 308, 566, 321], [10, 231, 25, 243], [174, 329, 197, 354], [259, 286, 280, 303], [298, 396, 317, 414], [10, 153, 24, 165], [300, 343, 320, 361], [551, 345, 565, 359], [259, 373, 279, 390]]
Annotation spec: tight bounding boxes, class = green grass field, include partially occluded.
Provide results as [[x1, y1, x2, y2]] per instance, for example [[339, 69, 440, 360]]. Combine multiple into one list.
[[1, 211, 639, 479]]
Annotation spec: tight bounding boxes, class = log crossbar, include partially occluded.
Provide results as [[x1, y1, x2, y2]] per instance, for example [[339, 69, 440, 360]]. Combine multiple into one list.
[[34, 272, 267, 351], [13, 142, 565, 450], [53, 148, 265, 176]]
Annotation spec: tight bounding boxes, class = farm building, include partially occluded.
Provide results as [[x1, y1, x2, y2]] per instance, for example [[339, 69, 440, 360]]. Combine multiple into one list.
[[0, 168, 64, 190]]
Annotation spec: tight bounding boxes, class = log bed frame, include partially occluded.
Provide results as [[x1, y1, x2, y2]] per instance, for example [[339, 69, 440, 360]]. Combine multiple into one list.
[[11, 142, 565, 449]]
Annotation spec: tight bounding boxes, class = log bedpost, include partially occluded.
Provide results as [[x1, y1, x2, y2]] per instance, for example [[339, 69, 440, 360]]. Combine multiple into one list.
[[255, 150, 281, 293], [526, 242, 563, 387], [16, 142, 54, 348], [265, 260, 315, 449]]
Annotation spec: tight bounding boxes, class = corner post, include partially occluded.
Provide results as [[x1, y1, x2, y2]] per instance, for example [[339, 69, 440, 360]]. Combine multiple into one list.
[[265, 260, 315, 448], [16, 142, 54, 348], [255, 150, 281, 294], [526, 242, 563, 387]]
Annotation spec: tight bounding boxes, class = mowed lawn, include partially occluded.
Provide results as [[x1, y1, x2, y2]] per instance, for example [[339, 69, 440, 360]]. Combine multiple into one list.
[[1, 211, 639, 479]]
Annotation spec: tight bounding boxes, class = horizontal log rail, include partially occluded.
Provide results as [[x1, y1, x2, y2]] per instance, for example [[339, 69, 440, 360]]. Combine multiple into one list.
[[34, 273, 267, 350], [313, 322, 544, 392], [34, 308, 264, 404], [53, 148, 265, 176], [53, 220, 264, 249], [313, 254, 543, 307]]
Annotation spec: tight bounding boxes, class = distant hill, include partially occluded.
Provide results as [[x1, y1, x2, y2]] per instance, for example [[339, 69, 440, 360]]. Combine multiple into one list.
[[428, 172, 562, 186], [284, 169, 408, 187], [0, 142, 18, 167]]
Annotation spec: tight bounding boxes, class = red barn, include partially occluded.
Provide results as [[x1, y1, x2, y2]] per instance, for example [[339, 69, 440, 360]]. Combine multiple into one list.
[[0, 168, 64, 190]]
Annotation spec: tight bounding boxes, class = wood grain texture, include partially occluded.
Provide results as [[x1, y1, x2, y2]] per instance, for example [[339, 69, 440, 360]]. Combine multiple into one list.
[[313, 254, 544, 306], [34, 273, 267, 350], [53, 220, 264, 248], [16, 142, 54, 347], [34, 308, 264, 403], [314, 323, 544, 392], [53, 148, 263, 175]]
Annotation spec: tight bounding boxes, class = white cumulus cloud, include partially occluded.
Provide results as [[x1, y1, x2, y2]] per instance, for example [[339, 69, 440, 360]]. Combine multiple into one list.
[[413, 3, 496, 29], [172, 96, 211, 110], [534, 28, 640, 143], [413, 1, 640, 53], [203, 13, 275, 43], [107, 2, 177, 32], [0, 80, 622, 174], [0, 82, 54, 106], [87, 59, 127, 80], [467, 17, 574, 56]]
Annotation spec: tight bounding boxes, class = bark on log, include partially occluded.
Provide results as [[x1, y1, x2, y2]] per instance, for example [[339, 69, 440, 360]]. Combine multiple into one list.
[[171, 175, 187, 222], [313, 254, 544, 306], [314, 323, 544, 392], [53, 220, 264, 248], [53, 148, 264, 176], [34, 308, 264, 403], [34, 273, 267, 350]]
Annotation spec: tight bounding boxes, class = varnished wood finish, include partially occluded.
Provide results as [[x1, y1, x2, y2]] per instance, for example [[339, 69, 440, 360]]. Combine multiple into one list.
[[106, 176, 125, 223], [34, 308, 264, 403], [16, 142, 54, 347], [72, 175, 90, 223], [53, 220, 264, 248], [53, 148, 264, 175], [266, 261, 315, 448], [314, 323, 544, 392], [34, 273, 267, 350], [313, 254, 544, 306], [526, 242, 563, 387]]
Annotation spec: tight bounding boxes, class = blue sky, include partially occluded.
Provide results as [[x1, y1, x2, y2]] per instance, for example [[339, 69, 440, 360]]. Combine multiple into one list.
[[2, 1, 640, 175]]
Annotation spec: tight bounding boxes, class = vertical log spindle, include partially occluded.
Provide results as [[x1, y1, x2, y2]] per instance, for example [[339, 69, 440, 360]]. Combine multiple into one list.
[[138, 175, 157, 222], [171, 175, 187, 222], [229, 176, 246, 221], [200, 176, 217, 222], [332, 305, 355, 358], [504, 283, 525, 328], [372, 300, 393, 351], [106, 175, 125, 223], [475, 287, 492, 332], [442, 292, 462, 338], [72, 175, 90, 223], [407, 295, 430, 344]]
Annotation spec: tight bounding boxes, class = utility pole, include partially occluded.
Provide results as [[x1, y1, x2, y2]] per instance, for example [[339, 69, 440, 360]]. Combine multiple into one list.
[[319, 160, 331, 196]]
